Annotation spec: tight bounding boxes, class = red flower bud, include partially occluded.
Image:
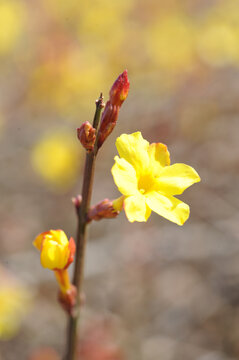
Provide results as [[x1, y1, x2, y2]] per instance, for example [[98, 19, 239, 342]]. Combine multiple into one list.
[[109, 70, 129, 107], [97, 71, 129, 148], [72, 195, 82, 213], [77, 121, 96, 151], [87, 199, 119, 222], [97, 101, 119, 148]]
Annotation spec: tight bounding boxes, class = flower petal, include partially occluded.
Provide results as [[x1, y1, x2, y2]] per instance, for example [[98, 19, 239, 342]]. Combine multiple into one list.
[[33, 231, 48, 250], [146, 191, 190, 225], [124, 194, 151, 222], [54, 229, 69, 246], [148, 142, 170, 176], [116, 132, 149, 174], [40, 240, 69, 270], [155, 163, 201, 195], [66, 237, 76, 268], [111, 156, 138, 196]]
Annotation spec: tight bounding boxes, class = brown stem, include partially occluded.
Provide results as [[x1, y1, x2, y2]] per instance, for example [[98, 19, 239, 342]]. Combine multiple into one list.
[[65, 94, 104, 360]]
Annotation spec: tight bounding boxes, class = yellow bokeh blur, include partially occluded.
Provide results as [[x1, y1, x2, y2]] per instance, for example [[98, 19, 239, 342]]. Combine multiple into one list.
[[0, 0, 26, 55], [0, 285, 31, 340], [210, 0, 239, 25], [146, 13, 195, 73], [76, 0, 133, 52], [196, 0, 239, 67], [30, 48, 107, 117], [197, 21, 239, 67], [30, 0, 135, 116], [31, 131, 81, 191], [26, 0, 239, 119]]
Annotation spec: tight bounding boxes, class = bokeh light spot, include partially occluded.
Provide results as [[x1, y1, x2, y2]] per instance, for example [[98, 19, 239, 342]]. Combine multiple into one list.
[[0, 0, 26, 55], [31, 131, 81, 191]]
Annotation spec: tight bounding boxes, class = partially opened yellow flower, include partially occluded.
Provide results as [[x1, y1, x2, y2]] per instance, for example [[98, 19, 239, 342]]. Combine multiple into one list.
[[111, 132, 200, 225], [33, 230, 75, 270]]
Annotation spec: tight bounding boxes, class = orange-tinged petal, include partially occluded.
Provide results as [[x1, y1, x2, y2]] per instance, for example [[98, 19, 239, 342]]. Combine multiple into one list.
[[65, 237, 76, 268], [33, 231, 48, 250], [155, 163, 201, 195], [148, 142, 170, 176], [124, 194, 151, 222], [111, 156, 138, 196], [54, 269, 71, 294], [146, 191, 189, 225], [115, 132, 149, 175]]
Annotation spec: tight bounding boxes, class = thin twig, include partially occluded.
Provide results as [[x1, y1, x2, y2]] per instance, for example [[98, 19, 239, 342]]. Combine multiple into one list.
[[65, 94, 104, 360]]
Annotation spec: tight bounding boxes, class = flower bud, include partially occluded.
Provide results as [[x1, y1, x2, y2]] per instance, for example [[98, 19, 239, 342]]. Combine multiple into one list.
[[33, 230, 75, 270], [72, 194, 82, 213], [97, 71, 129, 148], [77, 121, 96, 151], [87, 199, 119, 222], [109, 70, 130, 107], [97, 101, 119, 148]]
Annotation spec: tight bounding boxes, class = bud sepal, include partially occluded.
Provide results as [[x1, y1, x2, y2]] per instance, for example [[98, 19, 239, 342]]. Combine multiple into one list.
[[97, 102, 119, 148], [77, 121, 96, 151], [58, 283, 77, 315]]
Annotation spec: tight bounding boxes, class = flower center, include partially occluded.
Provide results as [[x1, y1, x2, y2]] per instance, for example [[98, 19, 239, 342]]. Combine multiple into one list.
[[138, 173, 155, 194]]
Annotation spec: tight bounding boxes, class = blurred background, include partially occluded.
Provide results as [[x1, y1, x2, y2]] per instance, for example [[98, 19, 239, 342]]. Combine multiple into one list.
[[0, 0, 239, 359]]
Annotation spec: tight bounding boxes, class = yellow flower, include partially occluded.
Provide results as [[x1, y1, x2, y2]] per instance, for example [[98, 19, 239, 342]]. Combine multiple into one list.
[[33, 230, 75, 270], [33, 231, 76, 310], [111, 132, 200, 225]]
